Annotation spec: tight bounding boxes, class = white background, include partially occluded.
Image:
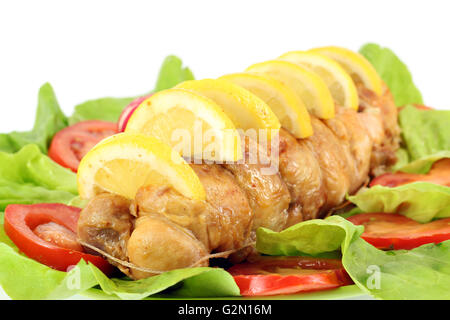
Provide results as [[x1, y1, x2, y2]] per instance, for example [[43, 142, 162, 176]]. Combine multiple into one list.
[[1, 0, 449, 134], [0, 0, 449, 300]]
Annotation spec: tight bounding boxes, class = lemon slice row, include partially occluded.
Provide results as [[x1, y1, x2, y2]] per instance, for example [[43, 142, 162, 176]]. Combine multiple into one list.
[[237, 47, 381, 126], [77, 46, 383, 202]]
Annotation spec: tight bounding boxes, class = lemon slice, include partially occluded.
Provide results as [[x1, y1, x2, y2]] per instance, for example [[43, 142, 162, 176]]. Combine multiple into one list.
[[77, 133, 206, 201], [125, 88, 242, 162], [175, 79, 281, 135], [309, 46, 383, 96], [246, 60, 335, 119], [278, 51, 359, 110], [219, 73, 312, 138]]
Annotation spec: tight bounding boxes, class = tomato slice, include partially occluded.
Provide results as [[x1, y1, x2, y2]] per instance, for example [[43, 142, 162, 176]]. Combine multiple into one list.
[[370, 158, 450, 188], [4, 203, 113, 274], [228, 256, 353, 296], [48, 120, 117, 172], [347, 213, 450, 250]]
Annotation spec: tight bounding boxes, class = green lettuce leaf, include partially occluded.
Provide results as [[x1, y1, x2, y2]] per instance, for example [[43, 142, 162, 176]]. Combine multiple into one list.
[[348, 182, 450, 223], [359, 43, 423, 106], [88, 266, 239, 300], [69, 97, 136, 125], [67, 196, 89, 208], [391, 148, 410, 171], [257, 215, 450, 299], [256, 215, 363, 257], [399, 106, 450, 161], [0, 83, 68, 153], [0, 144, 78, 210], [154, 55, 195, 92], [343, 238, 450, 300], [0, 240, 239, 300], [69, 55, 194, 124], [0, 245, 99, 300], [394, 150, 450, 174], [393, 105, 450, 173]]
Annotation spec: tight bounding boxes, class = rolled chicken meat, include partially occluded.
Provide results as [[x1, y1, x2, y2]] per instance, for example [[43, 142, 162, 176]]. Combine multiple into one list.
[[78, 84, 400, 279]]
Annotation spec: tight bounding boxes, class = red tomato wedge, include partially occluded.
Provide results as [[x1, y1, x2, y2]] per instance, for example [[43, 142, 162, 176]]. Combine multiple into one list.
[[117, 94, 152, 132], [228, 256, 353, 296], [370, 158, 450, 188], [347, 213, 450, 250], [48, 120, 117, 172], [4, 203, 113, 274]]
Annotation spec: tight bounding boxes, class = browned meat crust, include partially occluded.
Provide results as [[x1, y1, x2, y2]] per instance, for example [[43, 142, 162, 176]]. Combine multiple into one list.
[[77, 193, 134, 275], [358, 84, 400, 175]]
